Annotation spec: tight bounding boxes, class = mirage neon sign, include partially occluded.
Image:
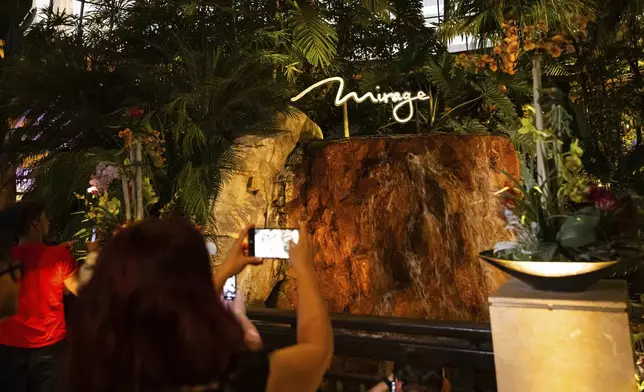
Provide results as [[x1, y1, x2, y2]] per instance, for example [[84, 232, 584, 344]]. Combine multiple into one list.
[[291, 77, 430, 123]]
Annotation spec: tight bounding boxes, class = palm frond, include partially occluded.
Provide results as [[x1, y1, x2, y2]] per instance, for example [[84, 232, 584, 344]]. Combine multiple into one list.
[[358, 0, 392, 19], [162, 42, 292, 226], [544, 63, 573, 77], [440, 0, 596, 41], [288, 3, 338, 70]]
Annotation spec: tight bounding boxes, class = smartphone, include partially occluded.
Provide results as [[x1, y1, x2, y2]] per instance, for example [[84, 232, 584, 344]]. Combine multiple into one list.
[[223, 275, 236, 301], [248, 228, 299, 259], [90, 227, 97, 242]]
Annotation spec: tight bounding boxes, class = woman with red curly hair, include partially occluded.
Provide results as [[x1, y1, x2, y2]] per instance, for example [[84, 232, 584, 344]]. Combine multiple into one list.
[[63, 219, 332, 392]]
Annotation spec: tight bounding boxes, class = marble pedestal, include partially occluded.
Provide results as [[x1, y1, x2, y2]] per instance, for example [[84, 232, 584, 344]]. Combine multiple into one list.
[[489, 278, 636, 392]]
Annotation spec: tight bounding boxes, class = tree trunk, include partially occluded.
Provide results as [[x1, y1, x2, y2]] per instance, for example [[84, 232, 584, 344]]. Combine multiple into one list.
[[121, 172, 131, 222], [533, 55, 548, 196], [129, 148, 136, 219], [135, 139, 144, 221]]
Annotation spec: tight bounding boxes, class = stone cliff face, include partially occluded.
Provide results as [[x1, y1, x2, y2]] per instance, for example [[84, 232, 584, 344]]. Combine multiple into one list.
[[275, 135, 519, 321], [210, 112, 323, 304]]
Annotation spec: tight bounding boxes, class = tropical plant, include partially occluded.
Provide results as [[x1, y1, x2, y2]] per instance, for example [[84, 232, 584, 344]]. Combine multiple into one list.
[[1, 0, 409, 234], [567, 1, 644, 185], [160, 44, 294, 226], [0, 2, 295, 234], [0, 0, 35, 59], [442, 0, 644, 189], [439, 0, 644, 265], [74, 153, 159, 244], [492, 96, 644, 263]]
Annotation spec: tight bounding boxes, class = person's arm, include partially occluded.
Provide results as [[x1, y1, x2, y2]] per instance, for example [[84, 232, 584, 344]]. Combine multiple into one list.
[[213, 225, 261, 294], [63, 275, 80, 296], [58, 246, 80, 296], [267, 223, 333, 392], [225, 291, 263, 351], [368, 375, 394, 392]]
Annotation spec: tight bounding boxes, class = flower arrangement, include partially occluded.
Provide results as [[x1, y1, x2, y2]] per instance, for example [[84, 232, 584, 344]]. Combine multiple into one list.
[[74, 107, 163, 243], [491, 128, 643, 264], [456, 15, 644, 268], [454, 19, 585, 75]]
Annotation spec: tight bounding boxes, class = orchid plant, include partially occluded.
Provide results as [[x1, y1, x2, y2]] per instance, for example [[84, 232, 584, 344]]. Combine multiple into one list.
[[492, 97, 644, 263], [73, 107, 164, 244], [461, 17, 644, 264]]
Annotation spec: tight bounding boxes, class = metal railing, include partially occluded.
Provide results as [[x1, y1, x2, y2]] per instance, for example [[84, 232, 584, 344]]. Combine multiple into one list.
[[247, 308, 496, 392]]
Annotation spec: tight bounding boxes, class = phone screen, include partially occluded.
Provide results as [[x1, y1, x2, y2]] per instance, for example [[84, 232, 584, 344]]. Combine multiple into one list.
[[223, 275, 236, 301], [250, 229, 299, 259], [90, 227, 97, 242]]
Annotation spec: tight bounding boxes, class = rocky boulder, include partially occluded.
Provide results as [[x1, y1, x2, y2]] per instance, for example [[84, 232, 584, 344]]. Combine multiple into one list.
[[277, 135, 519, 321], [211, 112, 322, 304]]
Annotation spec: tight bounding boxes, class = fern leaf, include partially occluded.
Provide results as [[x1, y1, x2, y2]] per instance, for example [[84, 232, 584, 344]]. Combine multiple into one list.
[[473, 79, 516, 119]]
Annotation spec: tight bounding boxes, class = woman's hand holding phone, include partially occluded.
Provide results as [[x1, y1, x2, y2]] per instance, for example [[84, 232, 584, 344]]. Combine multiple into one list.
[[214, 225, 262, 294], [222, 225, 262, 276], [288, 223, 314, 274]]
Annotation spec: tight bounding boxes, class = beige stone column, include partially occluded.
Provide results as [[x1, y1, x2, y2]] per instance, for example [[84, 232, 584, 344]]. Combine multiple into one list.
[[489, 278, 636, 392]]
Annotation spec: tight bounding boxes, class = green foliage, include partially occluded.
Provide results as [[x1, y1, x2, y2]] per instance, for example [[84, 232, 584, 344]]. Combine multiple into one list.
[[162, 43, 293, 227], [494, 128, 644, 261], [557, 207, 600, 248], [2, 0, 409, 234], [440, 0, 596, 42], [4, 0, 643, 251], [0, 1, 294, 232], [0, 0, 35, 57], [289, 3, 338, 70]]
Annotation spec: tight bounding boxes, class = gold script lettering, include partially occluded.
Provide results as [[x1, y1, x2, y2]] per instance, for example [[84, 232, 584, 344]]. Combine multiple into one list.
[[291, 77, 430, 123]]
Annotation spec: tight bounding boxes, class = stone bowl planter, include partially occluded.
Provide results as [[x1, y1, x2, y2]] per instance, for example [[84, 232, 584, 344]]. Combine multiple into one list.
[[479, 250, 617, 292]]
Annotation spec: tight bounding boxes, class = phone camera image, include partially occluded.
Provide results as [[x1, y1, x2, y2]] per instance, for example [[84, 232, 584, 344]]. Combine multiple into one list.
[[223, 276, 236, 301], [254, 229, 299, 259]]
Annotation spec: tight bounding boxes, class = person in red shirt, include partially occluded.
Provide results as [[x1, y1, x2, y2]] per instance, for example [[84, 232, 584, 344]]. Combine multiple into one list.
[[0, 258, 22, 321], [0, 202, 79, 392]]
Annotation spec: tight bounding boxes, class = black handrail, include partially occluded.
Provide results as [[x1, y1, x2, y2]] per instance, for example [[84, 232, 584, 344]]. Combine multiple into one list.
[[247, 308, 495, 371], [247, 308, 492, 342]]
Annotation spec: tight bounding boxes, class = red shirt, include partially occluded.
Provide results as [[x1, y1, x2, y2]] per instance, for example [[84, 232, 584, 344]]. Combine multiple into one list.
[[0, 243, 78, 348]]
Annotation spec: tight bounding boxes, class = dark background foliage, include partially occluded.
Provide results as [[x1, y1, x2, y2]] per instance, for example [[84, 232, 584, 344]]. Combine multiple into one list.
[[0, 0, 643, 237]]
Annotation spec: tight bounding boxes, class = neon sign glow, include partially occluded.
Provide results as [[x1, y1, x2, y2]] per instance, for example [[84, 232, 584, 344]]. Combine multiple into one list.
[[291, 77, 430, 123]]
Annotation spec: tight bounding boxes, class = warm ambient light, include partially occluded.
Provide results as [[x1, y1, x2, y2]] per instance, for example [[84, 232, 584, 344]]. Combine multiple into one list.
[[291, 77, 431, 123]]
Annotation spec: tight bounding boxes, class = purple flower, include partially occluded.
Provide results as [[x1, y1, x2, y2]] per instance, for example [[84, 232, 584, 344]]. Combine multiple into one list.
[[89, 162, 120, 193]]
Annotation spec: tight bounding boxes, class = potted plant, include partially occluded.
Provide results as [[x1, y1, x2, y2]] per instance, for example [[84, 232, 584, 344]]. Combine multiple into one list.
[[450, 17, 643, 291], [479, 116, 643, 291]]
